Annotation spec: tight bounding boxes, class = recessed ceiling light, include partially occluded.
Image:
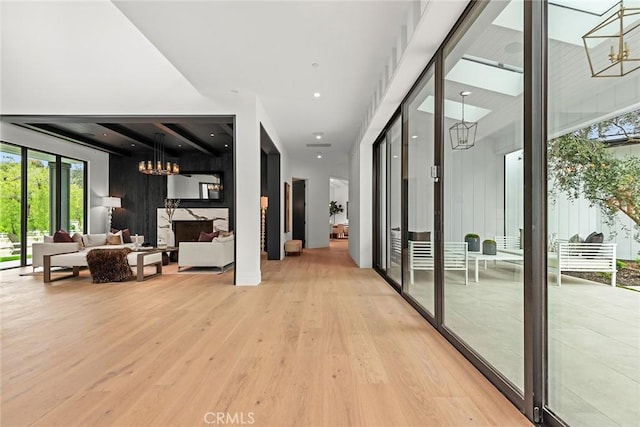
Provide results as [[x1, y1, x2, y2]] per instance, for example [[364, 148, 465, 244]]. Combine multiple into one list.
[[313, 92, 321, 98], [131, 143, 135, 147], [178, 144, 182, 147], [224, 144, 229, 148], [103, 133, 108, 136], [317, 153, 322, 159], [393, 155, 399, 158], [411, 135, 418, 139], [316, 135, 322, 140], [210, 133, 215, 137]]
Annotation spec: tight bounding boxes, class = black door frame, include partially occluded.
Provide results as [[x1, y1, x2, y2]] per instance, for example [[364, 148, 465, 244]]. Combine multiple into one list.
[[292, 179, 306, 247]]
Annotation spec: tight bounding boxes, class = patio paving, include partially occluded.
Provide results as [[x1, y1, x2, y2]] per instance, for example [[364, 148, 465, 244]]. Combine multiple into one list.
[[406, 263, 640, 427]]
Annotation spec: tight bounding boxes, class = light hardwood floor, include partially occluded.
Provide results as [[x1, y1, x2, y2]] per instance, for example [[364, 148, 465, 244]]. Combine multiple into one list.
[[1, 241, 530, 426]]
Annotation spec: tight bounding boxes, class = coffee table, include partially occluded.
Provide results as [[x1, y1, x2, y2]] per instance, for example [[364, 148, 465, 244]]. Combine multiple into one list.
[[43, 249, 163, 283]]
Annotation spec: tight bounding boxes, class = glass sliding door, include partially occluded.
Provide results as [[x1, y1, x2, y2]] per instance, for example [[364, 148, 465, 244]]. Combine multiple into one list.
[[0, 143, 22, 269], [442, 0, 525, 391], [546, 2, 640, 425], [405, 67, 436, 315], [375, 138, 388, 272], [62, 157, 85, 234], [373, 115, 403, 289], [386, 117, 402, 285], [27, 150, 57, 265]]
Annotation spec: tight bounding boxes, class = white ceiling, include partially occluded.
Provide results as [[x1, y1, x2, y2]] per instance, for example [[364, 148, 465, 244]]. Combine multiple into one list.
[[111, 0, 419, 160], [0, 0, 427, 158]]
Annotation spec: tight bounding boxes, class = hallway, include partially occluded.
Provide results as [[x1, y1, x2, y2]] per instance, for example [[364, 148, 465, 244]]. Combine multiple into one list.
[[1, 244, 529, 426]]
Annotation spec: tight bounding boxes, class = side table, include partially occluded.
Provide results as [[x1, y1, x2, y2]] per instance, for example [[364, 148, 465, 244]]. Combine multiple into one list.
[[159, 246, 179, 265]]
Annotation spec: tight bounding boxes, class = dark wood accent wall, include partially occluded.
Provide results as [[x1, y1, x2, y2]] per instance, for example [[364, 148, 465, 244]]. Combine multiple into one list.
[[109, 152, 234, 245]]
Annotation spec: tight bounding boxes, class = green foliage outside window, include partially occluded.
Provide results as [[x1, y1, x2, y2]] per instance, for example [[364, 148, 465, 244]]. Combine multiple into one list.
[[548, 111, 640, 241], [0, 157, 85, 236]]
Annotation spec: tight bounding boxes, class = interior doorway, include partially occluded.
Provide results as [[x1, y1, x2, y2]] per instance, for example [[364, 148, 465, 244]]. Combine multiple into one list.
[[260, 124, 280, 260], [292, 179, 306, 247], [329, 177, 349, 240]]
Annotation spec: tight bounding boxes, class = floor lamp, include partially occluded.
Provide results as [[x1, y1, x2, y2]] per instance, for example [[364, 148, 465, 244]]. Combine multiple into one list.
[[103, 196, 121, 231], [260, 196, 269, 252]]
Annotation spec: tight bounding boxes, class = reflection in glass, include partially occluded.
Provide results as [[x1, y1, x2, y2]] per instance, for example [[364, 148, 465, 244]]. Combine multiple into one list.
[[547, 2, 640, 425], [405, 68, 436, 315], [442, 0, 524, 392], [377, 140, 387, 272], [387, 117, 402, 285]]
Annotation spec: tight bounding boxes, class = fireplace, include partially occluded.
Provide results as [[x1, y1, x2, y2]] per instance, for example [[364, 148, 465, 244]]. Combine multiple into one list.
[[173, 220, 214, 244]]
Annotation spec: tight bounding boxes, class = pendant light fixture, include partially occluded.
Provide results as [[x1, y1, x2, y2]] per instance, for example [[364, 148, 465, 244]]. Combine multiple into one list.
[[449, 91, 477, 150], [138, 133, 180, 175], [582, 0, 640, 78]]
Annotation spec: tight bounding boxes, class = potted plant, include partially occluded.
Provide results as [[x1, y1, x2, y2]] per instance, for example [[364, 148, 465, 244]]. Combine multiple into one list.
[[329, 201, 344, 225], [482, 239, 497, 255], [465, 233, 480, 252]]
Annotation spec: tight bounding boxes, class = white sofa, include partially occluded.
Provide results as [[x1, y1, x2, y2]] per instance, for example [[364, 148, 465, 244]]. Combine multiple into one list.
[[32, 233, 144, 270], [43, 249, 162, 283], [178, 235, 234, 271]]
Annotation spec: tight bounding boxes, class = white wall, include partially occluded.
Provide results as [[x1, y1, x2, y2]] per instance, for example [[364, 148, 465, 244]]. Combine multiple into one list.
[[349, 142, 361, 264], [291, 157, 330, 249], [0, 122, 110, 234], [348, 141, 372, 268], [443, 131, 517, 243], [505, 149, 524, 238], [407, 131, 434, 233]]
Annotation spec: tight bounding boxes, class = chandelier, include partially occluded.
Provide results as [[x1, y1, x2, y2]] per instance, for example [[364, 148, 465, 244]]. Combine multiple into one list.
[[138, 133, 180, 175], [449, 91, 477, 150], [582, 0, 640, 77]]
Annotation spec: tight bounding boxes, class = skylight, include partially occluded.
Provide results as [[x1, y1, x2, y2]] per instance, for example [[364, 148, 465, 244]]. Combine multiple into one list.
[[492, 0, 629, 46], [417, 95, 492, 122], [445, 56, 523, 96]]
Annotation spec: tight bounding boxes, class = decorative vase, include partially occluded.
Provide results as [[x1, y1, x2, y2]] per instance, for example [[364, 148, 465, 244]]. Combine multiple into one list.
[[483, 240, 497, 255], [465, 236, 480, 252], [166, 227, 175, 248]]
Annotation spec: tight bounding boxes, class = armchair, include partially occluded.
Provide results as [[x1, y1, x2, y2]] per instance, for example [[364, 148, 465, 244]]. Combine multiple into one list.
[[178, 235, 234, 271]]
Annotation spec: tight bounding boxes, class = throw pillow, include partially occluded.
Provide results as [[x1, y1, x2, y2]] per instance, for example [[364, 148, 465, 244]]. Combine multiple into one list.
[[83, 233, 107, 247], [71, 232, 85, 249], [216, 234, 234, 243], [584, 232, 604, 243], [111, 228, 132, 243], [220, 230, 234, 237], [53, 230, 73, 243], [198, 231, 219, 242], [568, 233, 583, 243], [107, 232, 123, 245]]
